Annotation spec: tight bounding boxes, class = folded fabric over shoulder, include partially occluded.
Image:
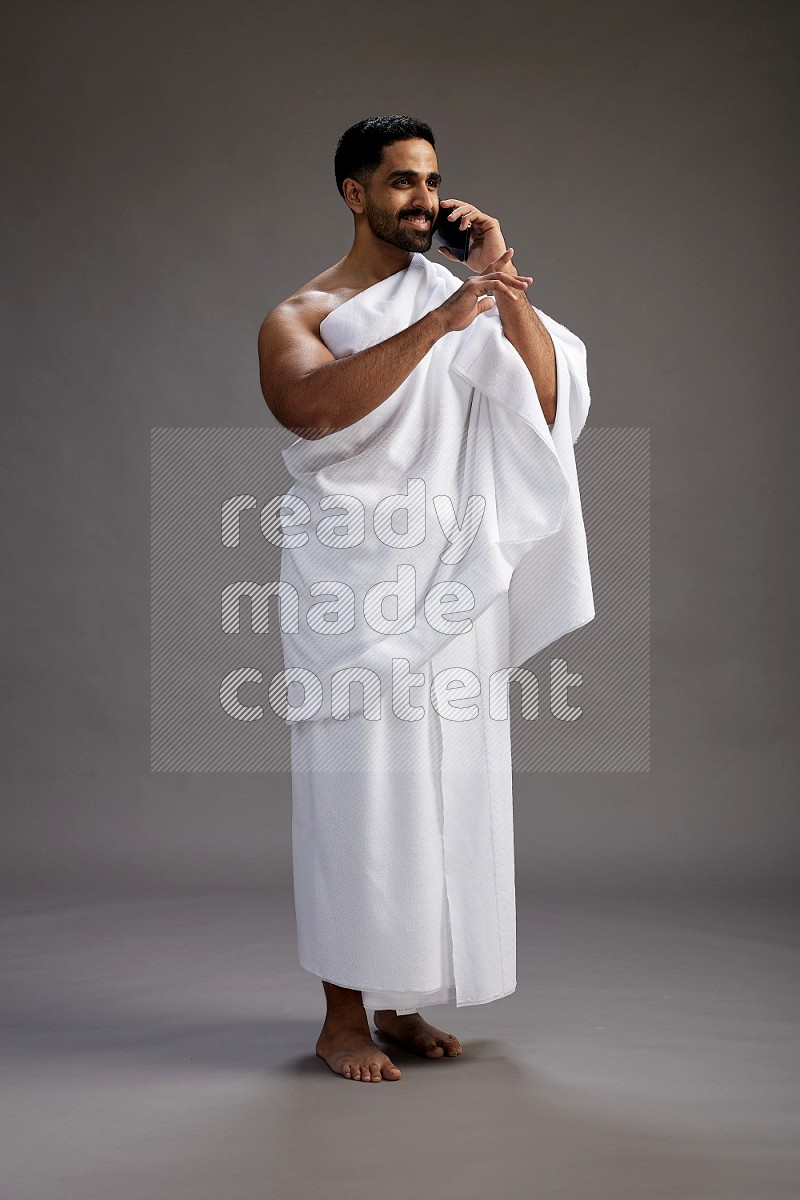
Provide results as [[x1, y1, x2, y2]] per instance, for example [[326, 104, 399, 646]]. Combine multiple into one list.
[[277, 252, 594, 726], [280, 252, 596, 1010]]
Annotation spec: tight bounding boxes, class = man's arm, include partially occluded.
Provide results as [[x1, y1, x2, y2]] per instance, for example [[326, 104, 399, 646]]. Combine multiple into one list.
[[494, 260, 558, 425], [258, 302, 441, 439], [435, 197, 558, 426], [258, 257, 530, 439]]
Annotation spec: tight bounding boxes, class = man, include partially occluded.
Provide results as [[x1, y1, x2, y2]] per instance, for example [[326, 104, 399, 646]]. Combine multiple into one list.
[[258, 115, 593, 1081]]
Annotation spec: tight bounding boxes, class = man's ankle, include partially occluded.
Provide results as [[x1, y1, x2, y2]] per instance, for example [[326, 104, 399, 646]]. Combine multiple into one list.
[[321, 1009, 369, 1030]]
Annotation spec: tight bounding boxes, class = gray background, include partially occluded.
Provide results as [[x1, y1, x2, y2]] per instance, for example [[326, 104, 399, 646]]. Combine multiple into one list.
[[3, 4, 799, 1198], [3, 0, 797, 898]]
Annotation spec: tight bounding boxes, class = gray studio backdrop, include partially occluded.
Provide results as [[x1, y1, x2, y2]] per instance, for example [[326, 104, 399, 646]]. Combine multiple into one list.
[[2, 0, 797, 897]]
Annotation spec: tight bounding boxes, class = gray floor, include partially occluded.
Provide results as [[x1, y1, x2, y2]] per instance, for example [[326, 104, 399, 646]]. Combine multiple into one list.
[[1, 886, 798, 1199]]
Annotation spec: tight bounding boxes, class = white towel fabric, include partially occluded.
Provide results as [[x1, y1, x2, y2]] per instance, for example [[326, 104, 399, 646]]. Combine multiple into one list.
[[278, 252, 594, 1011]]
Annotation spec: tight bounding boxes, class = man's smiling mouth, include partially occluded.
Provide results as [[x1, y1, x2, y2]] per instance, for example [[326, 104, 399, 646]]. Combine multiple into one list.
[[401, 215, 431, 228]]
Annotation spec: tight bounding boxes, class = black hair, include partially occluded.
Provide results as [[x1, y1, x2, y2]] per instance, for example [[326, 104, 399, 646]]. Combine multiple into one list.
[[334, 115, 436, 199]]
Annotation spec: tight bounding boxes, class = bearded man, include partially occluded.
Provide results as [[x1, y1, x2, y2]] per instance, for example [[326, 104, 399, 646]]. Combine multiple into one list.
[[258, 115, 594, 1082]]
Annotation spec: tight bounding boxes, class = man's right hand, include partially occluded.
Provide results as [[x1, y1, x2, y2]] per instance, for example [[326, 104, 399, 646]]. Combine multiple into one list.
[[434, 249, 532, 334]]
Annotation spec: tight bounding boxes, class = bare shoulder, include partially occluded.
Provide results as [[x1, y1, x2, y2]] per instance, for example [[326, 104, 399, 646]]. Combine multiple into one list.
[[258, 263, 358, 346], [257, 264, 364, 427]]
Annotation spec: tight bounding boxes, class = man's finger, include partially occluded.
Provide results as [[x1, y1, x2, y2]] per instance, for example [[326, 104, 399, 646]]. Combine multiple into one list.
[[479, 272, 530, 288], [440, 199, 470, 218], [482, 269, 531, 283], [475, 281, 519, 303], [446, 204, 483, 229], [483, 249, 517, 273], [492, 279, 530, 302]]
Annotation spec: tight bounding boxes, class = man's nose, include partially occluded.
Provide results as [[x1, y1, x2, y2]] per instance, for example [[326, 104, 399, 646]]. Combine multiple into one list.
[[410, 185, 432, 212]]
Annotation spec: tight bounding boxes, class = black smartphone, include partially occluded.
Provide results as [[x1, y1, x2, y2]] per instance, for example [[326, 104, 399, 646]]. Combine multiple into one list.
[[431, 205, 471, 262]]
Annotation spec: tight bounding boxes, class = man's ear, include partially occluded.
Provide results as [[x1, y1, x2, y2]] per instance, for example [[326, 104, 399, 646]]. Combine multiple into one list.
[[342, 178, 365, 215]]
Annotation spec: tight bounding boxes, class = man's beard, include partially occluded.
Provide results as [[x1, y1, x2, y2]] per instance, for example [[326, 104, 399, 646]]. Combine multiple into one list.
[[364, 193, 434, 252]]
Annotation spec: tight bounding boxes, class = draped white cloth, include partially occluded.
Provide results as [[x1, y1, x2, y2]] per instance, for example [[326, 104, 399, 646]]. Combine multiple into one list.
[[278, 252, 594, 1011]]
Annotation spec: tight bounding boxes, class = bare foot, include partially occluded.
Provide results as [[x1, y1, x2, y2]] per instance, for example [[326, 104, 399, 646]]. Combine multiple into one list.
[[316, 1021, 402, 1081], [373, 1010, 463, 1059]]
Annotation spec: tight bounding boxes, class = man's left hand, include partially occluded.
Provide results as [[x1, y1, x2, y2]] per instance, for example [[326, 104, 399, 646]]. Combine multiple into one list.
[[437, 198, 513, 275]]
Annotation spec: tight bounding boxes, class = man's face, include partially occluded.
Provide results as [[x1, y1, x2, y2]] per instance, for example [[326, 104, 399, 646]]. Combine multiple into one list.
[[360, 138, 441, 252]]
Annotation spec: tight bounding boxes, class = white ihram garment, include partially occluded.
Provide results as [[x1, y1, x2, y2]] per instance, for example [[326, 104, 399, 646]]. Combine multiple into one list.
[[278, 252, 594, 1012]]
